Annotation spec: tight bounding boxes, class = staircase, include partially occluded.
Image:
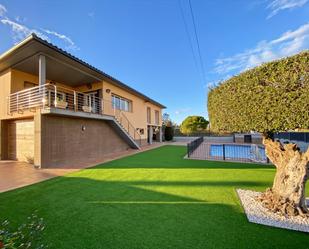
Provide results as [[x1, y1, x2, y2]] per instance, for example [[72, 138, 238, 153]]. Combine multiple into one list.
[[110, 109, 141, 149]]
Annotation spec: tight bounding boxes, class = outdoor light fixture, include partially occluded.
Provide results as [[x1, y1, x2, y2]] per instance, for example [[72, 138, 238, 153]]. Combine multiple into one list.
[[106, 89, 111, 93], [82, 125, 86, 131]]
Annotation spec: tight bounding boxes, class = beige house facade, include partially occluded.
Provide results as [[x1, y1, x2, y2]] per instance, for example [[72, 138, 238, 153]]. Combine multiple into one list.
[[0, 34, 165, 168]]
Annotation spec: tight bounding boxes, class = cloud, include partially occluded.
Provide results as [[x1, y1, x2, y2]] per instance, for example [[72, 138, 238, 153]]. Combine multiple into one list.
[[0, 3, 79, 51], [214, 22, 309, 74], [41, 29, 79, 50], [1, 18, 49, 43], [175, 108, 191, 115], [0, 4, 7, 17], [267, 0, 308, 18]]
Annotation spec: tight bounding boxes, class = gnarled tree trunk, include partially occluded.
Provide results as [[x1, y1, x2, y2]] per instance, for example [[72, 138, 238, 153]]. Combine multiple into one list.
[[258, 138, 309, 217]]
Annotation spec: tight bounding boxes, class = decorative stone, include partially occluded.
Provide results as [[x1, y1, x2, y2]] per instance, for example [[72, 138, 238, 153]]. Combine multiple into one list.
[[237, 189, 309, 233]]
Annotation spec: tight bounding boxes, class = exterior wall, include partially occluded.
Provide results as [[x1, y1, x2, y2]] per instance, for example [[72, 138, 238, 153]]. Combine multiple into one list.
[[0, 119, 8, 160], [0, 69, 11, 119], [40, 114, 131, 168], [102, 80, 162, 141], [11, 69, 39, 93]]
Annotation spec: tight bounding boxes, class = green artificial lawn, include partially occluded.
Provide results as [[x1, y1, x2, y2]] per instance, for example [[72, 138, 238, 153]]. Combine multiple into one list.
[[0, 145, 308, 249]]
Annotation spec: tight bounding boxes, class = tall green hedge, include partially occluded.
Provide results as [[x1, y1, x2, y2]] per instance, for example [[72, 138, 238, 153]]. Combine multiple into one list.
[[208, 51, 309, 133]]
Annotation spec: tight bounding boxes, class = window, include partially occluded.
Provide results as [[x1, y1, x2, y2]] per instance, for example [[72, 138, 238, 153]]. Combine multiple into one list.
[[155, 110, 159, 125], [112, 94, 132, 112], [147, 107, 151, 123]]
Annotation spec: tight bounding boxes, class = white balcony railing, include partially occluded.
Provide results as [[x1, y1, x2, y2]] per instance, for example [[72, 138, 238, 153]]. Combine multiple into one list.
[[7, 83, 141, 145], [8, 84, 102, 115]]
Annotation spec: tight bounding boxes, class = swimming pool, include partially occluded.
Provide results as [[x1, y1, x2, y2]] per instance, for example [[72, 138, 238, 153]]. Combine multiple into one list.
[[210, 144, 267, 162]]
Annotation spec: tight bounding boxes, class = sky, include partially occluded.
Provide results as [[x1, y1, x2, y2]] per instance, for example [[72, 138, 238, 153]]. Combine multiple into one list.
[[0, 0, 308, 124]]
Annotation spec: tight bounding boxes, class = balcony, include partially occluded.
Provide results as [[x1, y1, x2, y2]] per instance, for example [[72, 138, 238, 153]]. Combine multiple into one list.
[[8, 84, 103, 115], [7, 83, 142, 147]]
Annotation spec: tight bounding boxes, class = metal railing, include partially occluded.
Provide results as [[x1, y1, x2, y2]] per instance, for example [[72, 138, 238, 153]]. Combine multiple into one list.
[[113, 108, 142, 145], [8, 84, 102, 115], [274, 132, 309, 143], [7, 83, 142, 146], [187, 136, 204, 158]]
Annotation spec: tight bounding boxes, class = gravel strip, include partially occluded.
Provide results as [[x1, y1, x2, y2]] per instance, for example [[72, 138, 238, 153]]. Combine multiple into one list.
[[237, 189, 309, 233]]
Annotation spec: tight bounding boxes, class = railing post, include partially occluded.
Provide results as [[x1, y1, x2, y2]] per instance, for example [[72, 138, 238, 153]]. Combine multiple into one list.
[[101, 99, 104, 115], [187, 143, 190, 158], [223, 144, 226, 160], [17, 94, 19, 111], [7, 96, 10, 115], [48, 88, 51, 107], [54, 85, 57, 107], [74, 91, 77, 111]]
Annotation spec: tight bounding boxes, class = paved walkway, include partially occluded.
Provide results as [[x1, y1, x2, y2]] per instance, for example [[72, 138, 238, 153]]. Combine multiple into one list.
[[0, 143, 170, 193]]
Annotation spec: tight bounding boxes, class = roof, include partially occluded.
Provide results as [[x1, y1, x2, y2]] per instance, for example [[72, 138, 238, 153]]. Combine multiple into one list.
[[0, 33, 166, 109]]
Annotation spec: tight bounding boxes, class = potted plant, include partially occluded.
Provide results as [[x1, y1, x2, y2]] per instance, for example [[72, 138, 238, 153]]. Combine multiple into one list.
[[82, 105, 92, 113], [54, 96, 68, 109]]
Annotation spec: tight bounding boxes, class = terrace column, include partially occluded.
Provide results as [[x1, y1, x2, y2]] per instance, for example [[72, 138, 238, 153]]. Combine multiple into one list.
[[158, 127, 163, 142], [148, 126, 153, 144], [39, 54, 46, 86]]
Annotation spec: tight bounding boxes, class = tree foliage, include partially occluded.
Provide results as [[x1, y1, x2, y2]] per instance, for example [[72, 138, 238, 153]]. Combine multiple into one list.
[[180, 116, 209, 135], [208, 51, 309, 133]]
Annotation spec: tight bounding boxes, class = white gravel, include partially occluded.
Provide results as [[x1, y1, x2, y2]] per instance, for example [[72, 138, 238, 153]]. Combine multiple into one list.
[[237, 189, 309, 233]]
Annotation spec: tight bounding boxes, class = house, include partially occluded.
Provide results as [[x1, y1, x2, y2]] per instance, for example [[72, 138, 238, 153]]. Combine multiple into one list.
[[0, 34, 165, 168]]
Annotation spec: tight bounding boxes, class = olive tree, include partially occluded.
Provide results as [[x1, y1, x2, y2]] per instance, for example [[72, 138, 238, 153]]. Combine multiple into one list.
[[208, 51, 309, 216], [180, 116, 209, 135]]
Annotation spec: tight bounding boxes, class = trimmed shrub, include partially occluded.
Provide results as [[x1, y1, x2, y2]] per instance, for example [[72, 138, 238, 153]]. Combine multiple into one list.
[[164, 126, 174, 141], [208, 51, 309, 133]]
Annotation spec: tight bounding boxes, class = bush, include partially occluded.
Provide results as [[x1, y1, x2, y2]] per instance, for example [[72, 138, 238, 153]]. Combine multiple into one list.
[[180, 116, 209, 135], [0, 212, 46, 249], [164, 126, 174, 141], [208, 51, 309, 133]]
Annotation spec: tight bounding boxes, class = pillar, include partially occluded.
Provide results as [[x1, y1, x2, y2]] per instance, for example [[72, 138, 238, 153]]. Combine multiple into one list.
[[148, 126, 153, 144], [39, 54, 46, 86], [34, 113, 42, 168]]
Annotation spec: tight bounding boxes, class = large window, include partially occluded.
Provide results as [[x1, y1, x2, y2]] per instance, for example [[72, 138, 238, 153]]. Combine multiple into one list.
[[147, 107, 151, 123], [155, 110, 159, 125], [112, 94, 132, 112]]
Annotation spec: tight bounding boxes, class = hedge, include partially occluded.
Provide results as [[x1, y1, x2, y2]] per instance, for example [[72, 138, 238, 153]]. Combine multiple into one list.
[[208, 51, 309, 133]]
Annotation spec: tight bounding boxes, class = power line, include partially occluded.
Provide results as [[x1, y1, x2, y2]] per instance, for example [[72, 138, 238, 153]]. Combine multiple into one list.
[[188, 0, 207, 84], [178, 0, 201, 80]]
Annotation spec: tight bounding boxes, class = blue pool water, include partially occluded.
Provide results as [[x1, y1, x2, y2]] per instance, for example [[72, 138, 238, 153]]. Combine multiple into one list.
[[210, 144, 267, 161]]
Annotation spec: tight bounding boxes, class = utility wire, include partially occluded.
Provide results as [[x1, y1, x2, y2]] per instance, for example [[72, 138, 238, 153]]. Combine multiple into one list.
[[178, 0, 201, 81], [188, 0, 207, 84]]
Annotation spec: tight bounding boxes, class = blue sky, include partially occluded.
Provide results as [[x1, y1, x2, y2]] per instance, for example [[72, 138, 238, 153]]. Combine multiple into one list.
[[0, 0, 308, 124]]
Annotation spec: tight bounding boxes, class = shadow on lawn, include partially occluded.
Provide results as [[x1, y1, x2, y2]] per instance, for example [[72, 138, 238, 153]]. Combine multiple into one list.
[[85, 145, 274, 170], [95, 158, 274, 170], [0, 175, 306, 249]]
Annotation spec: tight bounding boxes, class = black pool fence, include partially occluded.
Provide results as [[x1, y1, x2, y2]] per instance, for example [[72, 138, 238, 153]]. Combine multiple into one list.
[[187, 137, 269, 164], [274, 132, 309, 143], [187, 136, 204, 158]]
